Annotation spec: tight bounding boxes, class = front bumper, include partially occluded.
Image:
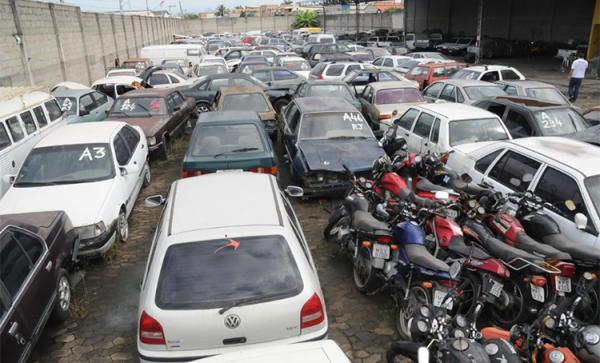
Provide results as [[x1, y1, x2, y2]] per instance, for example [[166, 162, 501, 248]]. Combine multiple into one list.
[[77, 224, 117, 257], [300, 179, 351, 198]]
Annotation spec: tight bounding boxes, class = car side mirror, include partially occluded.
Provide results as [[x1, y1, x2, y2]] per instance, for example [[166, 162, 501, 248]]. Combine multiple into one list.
[[120, 164, 139, 177], [285, 185, 304, 198], [461, 173, 473, 184], [145, 194, 166, 207], [574, 213, 588, 230], [3, 174, 15, 184]]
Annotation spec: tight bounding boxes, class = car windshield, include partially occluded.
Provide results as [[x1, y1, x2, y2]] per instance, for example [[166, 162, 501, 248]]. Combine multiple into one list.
[[399, 60, 419, 69], [14, 143, 114, 187], [449, 118, 509, 146], [352, 53, 373, 62], [156, 235, 303, 309], [300, 112, 373, 139], [453, 69, 481, 80], [223, 93, 270, 113], [308, 85, 354, 101], [463, 86, 506, 100], [111, 97, 167, 117], [241, 63, 268, 73], [192, 124, 265, 157], [56, 97, 77, 116], [533, 108, 590, 136], [282, 60, 310, 71], [196, 64, 226, 76], [122, 61, 144, 69], [375, 88, 424, 104], [525, 88, 567, 104], [584, 175, 600, 222]]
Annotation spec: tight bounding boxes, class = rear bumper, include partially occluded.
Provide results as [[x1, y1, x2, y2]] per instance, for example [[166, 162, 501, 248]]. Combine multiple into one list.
[[138, 329, 328, 363]]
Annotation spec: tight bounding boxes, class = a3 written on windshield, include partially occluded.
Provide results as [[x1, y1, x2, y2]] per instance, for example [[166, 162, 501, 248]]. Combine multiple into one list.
[[112, 97, 167, 116]]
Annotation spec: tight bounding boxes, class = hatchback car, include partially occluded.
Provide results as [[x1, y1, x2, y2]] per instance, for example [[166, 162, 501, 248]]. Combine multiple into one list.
[[309, 62, 374, 81], [0, 122, 150, 257], [214, 86, 277, 137], [372, 55, 413, 71], [277, 57, 311, 78], [404, 62, 466, 89], [422, 79, 507, 105], [53, 88, 114, 123], [181, 111, 277, 177], [452, 65, 525, 82], [138, 172, 327, 362], [250, 67, 305, 89]]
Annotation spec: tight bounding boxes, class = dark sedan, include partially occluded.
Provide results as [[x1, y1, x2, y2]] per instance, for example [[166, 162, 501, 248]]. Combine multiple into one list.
[[280, 97, 385, 197], [292, 80, 362, 111]]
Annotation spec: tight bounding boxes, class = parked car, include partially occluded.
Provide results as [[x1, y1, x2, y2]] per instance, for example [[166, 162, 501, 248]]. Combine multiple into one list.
[[0, 211, 78, 363], [408, 52, 448, 60], [583, 106, 600, 126], [446, 136, 600, 249], [92, 75, 140, 99], [307, 44, 351, 63], [309, 61, 374, 81], [214, 86, 278, 137], [158, 60, 189, 77], [358, 81, 426, 132], [53, 88, 114, 123], [363, 46, 392, 59], [277, 56, 311, 78], [107, 68, 138, 77], [306, 33, 336, 44], [138, 172, 328, 361], [465, 37, 514, 62], [435, 38, 475, 55], [343, 68, 415, 94], [0, 88, 66, 198], [292, 80, 362, 110], [250, 67, 305, 89], [120, 57, 152, 74], [106, 88, 195, 159], [0, 122, 150, 257], [192, 62, 227, 77], [248, 49, 279, 64], [279, 97, 385, 197], [495, 80, 571, 106], [452, 65, 525, 82], [309, 52, 354, 67], [422, 79, 507, 104], [182, 111, 277, 177], [392, 103, 511, 154], [474, 96, 589, 138], [236, 60, 271, 74], [372, 55, 413, 71], [404, 61, 466, 89], [146, 70, 192, 89]]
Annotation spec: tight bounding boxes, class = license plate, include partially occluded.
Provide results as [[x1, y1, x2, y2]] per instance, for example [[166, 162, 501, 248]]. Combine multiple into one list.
[[372, 243, 390, 259], [216, 169, 243, 173], [530, 284, 545, 303], [433, 289, 454, 310], [556, 276, 572, 293], [489, 280, 503, 298]]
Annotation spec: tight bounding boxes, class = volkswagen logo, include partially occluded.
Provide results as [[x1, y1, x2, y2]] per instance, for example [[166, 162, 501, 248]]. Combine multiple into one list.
[[224, 314, 241, 329]]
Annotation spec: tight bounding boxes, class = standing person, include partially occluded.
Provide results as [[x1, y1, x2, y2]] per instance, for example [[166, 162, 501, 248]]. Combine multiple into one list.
[[568, 52, 588, 102]]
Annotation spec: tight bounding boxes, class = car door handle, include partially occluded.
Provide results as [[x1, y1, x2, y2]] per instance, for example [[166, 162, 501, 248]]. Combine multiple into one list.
[[45, 261, 53, 271], [8, 322, 19, 337]]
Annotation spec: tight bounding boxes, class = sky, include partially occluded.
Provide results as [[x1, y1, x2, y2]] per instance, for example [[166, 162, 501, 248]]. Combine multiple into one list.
[[58, 0, 280, 14]]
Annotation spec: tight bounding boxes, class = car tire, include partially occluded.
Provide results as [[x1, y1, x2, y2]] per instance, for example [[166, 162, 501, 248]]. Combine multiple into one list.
[[194, 102, 211, 115], [160, 137, 170, 161], [273, 99, 289, 114], [50, 270, 71, 323], [142, 166, 152, 188], [117, 209, 128, 243]]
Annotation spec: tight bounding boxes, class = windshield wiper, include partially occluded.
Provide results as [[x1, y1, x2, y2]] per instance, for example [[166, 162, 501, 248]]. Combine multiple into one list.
[[214, 147, 259, 158], [218, 297, 262, 315]]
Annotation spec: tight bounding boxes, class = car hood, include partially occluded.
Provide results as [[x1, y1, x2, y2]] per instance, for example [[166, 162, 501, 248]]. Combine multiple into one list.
[[298, 138, 384, 172], [0, 179, 115, 227], [107, 115, 169, 137]]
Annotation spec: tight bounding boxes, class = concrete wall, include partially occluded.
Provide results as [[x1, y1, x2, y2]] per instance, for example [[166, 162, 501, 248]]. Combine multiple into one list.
[[404, 0, 594, 42], [0, 0, 187, 88]]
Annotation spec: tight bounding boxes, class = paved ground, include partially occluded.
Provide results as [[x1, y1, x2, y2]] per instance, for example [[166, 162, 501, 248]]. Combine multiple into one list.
[[29, 56, 600, 363]]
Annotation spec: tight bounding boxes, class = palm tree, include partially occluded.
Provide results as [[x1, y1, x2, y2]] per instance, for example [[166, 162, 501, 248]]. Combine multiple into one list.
[[292, 10, 320, 29], [214, 4, 227, 17]]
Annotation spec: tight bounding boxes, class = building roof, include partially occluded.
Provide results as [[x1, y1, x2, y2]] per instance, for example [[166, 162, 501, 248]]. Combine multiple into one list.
[[369, 80, 419, 90], [35, 121, 125, 148], [416, 102, 497, 120], [295, 97, 356, 113]]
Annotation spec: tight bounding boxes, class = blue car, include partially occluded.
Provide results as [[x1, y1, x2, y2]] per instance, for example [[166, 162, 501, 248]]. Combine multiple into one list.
[[52, 89, 114, 123], [280, 97, 385, 197], [291, 80, 363, 111]]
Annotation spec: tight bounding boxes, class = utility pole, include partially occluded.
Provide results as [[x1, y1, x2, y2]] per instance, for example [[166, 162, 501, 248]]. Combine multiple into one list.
[[145, 0, 149, 13], [178, 0, 184, 18], [322, 3, 326, 33], [355, 0, 359, 42], [118, 0, 123, 15], [475, 0, 484, 64]]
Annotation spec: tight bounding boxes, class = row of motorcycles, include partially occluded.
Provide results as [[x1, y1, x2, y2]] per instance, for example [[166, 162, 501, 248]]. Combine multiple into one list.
[[323, 126, 600, 362]]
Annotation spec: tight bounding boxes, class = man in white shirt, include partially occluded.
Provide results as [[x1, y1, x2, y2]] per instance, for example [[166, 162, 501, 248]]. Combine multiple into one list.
[[568, 52, 588, 102]]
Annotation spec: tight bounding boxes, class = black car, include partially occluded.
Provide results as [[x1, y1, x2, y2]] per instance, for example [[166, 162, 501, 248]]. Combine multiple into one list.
[[280, 97, 385, 197], [292, 80, 362, 110], [1, 211, 78, 363], [179, 73, 292, 114], [474, 96, 590, 138]]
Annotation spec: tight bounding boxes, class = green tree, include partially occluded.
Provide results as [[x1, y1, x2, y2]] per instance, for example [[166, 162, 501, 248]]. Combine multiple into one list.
[[214, 4, 227, 17], [292, 10, 320, 29]]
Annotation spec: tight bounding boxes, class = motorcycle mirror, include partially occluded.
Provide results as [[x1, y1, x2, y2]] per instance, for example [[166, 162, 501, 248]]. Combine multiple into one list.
[[509, 177, 521, 187], [434, 191, 450, 200], [522, 173, 533, 183], [477, 206, 486, 215], [375, 203, 389, 218], [417, 347, 429, 363], [574, 212, 588, 230], [449, 261, 462, 280], [565, 200, 577, 211], [584, 271, 595, 281], [461, 173, 473, 184]]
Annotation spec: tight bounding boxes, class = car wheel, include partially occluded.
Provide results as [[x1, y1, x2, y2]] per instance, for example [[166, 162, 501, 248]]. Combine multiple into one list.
[[273, 99, 289, 114], [51, 270, 71, 323], [142, 166, 151, 188], [160, 137, 170, 161], [194, 103, 210, 115], [117, 209, 128, 243]]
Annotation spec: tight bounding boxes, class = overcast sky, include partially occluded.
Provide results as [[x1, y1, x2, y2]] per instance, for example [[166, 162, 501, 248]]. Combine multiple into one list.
[[60, 0, 279, 14]]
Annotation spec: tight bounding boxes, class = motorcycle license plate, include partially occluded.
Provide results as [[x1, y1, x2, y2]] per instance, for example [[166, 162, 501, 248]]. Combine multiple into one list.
[[556, 276, 572, 293], [433, 289, 454, 310], [530, 284, 545, 303], [489, 280, 503, 298], [372, 243, 390, 259]]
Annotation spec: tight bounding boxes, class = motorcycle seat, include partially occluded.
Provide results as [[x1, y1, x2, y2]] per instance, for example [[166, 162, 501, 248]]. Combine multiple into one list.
[[515, 233, 571, 260], [544, 234, 600, 263], [482, 236, 543, 264], [417, 177, 450, 192], [448, 237, 490, 260], [404, 243, 450, 272], [353, 210, 390, 233]]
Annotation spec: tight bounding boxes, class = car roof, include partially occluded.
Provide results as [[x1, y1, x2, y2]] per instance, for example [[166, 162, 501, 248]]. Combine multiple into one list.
[[52, 89, 94, 97], [197, 111, 261, 124], [169, 173, 282, 235], [415, 103, 497, 119], [496, 80, 556, 88], [369, 80, 419, 90], [91, 76, 142, 86], [219, 85, 264, 95], [295, 97, 356, 113], [118, 88, 174, 97], [302, 79, 348, 86], [280, 56, 306, 61], [438, 79, 499, 87], [486, 96, 566, 110], [35, 121, 125, 147], [464, 65, 514, 72]]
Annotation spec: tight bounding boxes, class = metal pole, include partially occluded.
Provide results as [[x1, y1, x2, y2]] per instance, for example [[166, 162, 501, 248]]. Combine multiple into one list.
[[355, 0, 359, 42], [145, 0, 149, 13], [475, 0, 484, 64], [322, 4, 326, 33]]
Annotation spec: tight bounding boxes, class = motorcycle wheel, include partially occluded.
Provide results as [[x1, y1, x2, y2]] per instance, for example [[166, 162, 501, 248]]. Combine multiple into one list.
[[396, 285, 430, 339], [323, 206, 349, 241], [490, 278, 534, 329], [452, 271, 481, 318], [353, 245, 383, 294], [574, 285, 600, 324]]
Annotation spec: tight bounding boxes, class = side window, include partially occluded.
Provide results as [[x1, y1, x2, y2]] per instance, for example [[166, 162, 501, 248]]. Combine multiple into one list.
[[172, 92, 185, 106], [535, 167, 590, 223], [92, 92, 108, 106], [505, 110, 533, 138], [33, 106, 48, 128], [488, 151, 540, 192], [20, 111, 37, 135], [273, 70, 297, 80], [481, 71, 500, 82], [501, 70, 520, 80], [0, 230, 42, 297], [207, 78, 229, 91], [456, 90, 465, 103], [413, 112, 435, 137], [423, 82, 444, 98], [0, 124, 11, 151], [232, 78, 255, 87], [396, 109, 420, 131], [487, 104, 506, 118], [79, 94, 95, 113], [121, 125, 141, 152], [15, 231, 44, 263], [149, 73, 169, 85], [475, 149, 503, 173], [253, 71, 271, 82], [286, 104, 300, 132], [505, 86, 518, 96], [346, 65, 361, 74], [45, 100, 63, 121], [325, 64, 345, 76], [113, 134, 131, 165], [439, 85, 456, 102], [168, 75, 180, 84], [429, 118, 440, 143], [383, 58, 394, 67], [166, 95, 177, 113], [6, 116, 25, 142], [372, 58, 383, 66]]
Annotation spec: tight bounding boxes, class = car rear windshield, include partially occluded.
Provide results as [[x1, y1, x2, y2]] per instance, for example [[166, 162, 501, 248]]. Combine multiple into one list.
[[156, 235, 303, 309], [409, 66, 429, 76], [223, 93, 269, 113], [308, 85, 354, 101], [282, 60, 310, 71], [453, 69, 481, 80], [196, 65, 226, 76], [525, 88, 567, 105], [56, 97, 77, 116], [449, 118, 509, 146], [191, 123, 265, 156], [300, 112, 373, 139], [111, 97, 167, 117], [463, 86, 506, 100], [375, 88, 424, 104], [533, 108, 590, 136]]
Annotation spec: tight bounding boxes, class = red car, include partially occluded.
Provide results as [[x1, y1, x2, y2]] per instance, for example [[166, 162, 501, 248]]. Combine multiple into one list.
[[405, 62, 466, 90]]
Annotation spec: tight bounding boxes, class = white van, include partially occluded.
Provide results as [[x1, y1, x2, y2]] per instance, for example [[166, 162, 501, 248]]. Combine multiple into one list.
[[306, 33, 336, 44], [0, 88, 66, 197], [140, 45, 208, 69]]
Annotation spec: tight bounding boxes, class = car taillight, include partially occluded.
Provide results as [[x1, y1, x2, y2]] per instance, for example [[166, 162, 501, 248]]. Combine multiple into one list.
[[317, 74, 324, 80], [377, 235, 392, 244], [139, 311, 165, 345], [181, 170, 201, 178], [300, 293, 324, 329], [557, 262, 576, 277], [378, 114, 392, 120], [530, 275, 547, 287], [248, 166, 278, 175]]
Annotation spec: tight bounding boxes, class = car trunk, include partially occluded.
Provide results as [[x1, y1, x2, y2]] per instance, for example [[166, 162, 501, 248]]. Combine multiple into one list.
[[182, 153, 275, 174]]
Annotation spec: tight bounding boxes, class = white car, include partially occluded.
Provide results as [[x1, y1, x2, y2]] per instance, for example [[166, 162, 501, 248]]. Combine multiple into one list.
[[278, 56, 312, 78], [107, 68, 138, 77], [192, 340, 350, 363], [0, 121, 150, 256], [446, 137, 600, 249], [372, 55, 413, 71], [138, 173, 328, 362], [392, 103, 511, 154], [309, 62, 374, 81], [147, 71, 194, 89], [452, 65, 525, 82]]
